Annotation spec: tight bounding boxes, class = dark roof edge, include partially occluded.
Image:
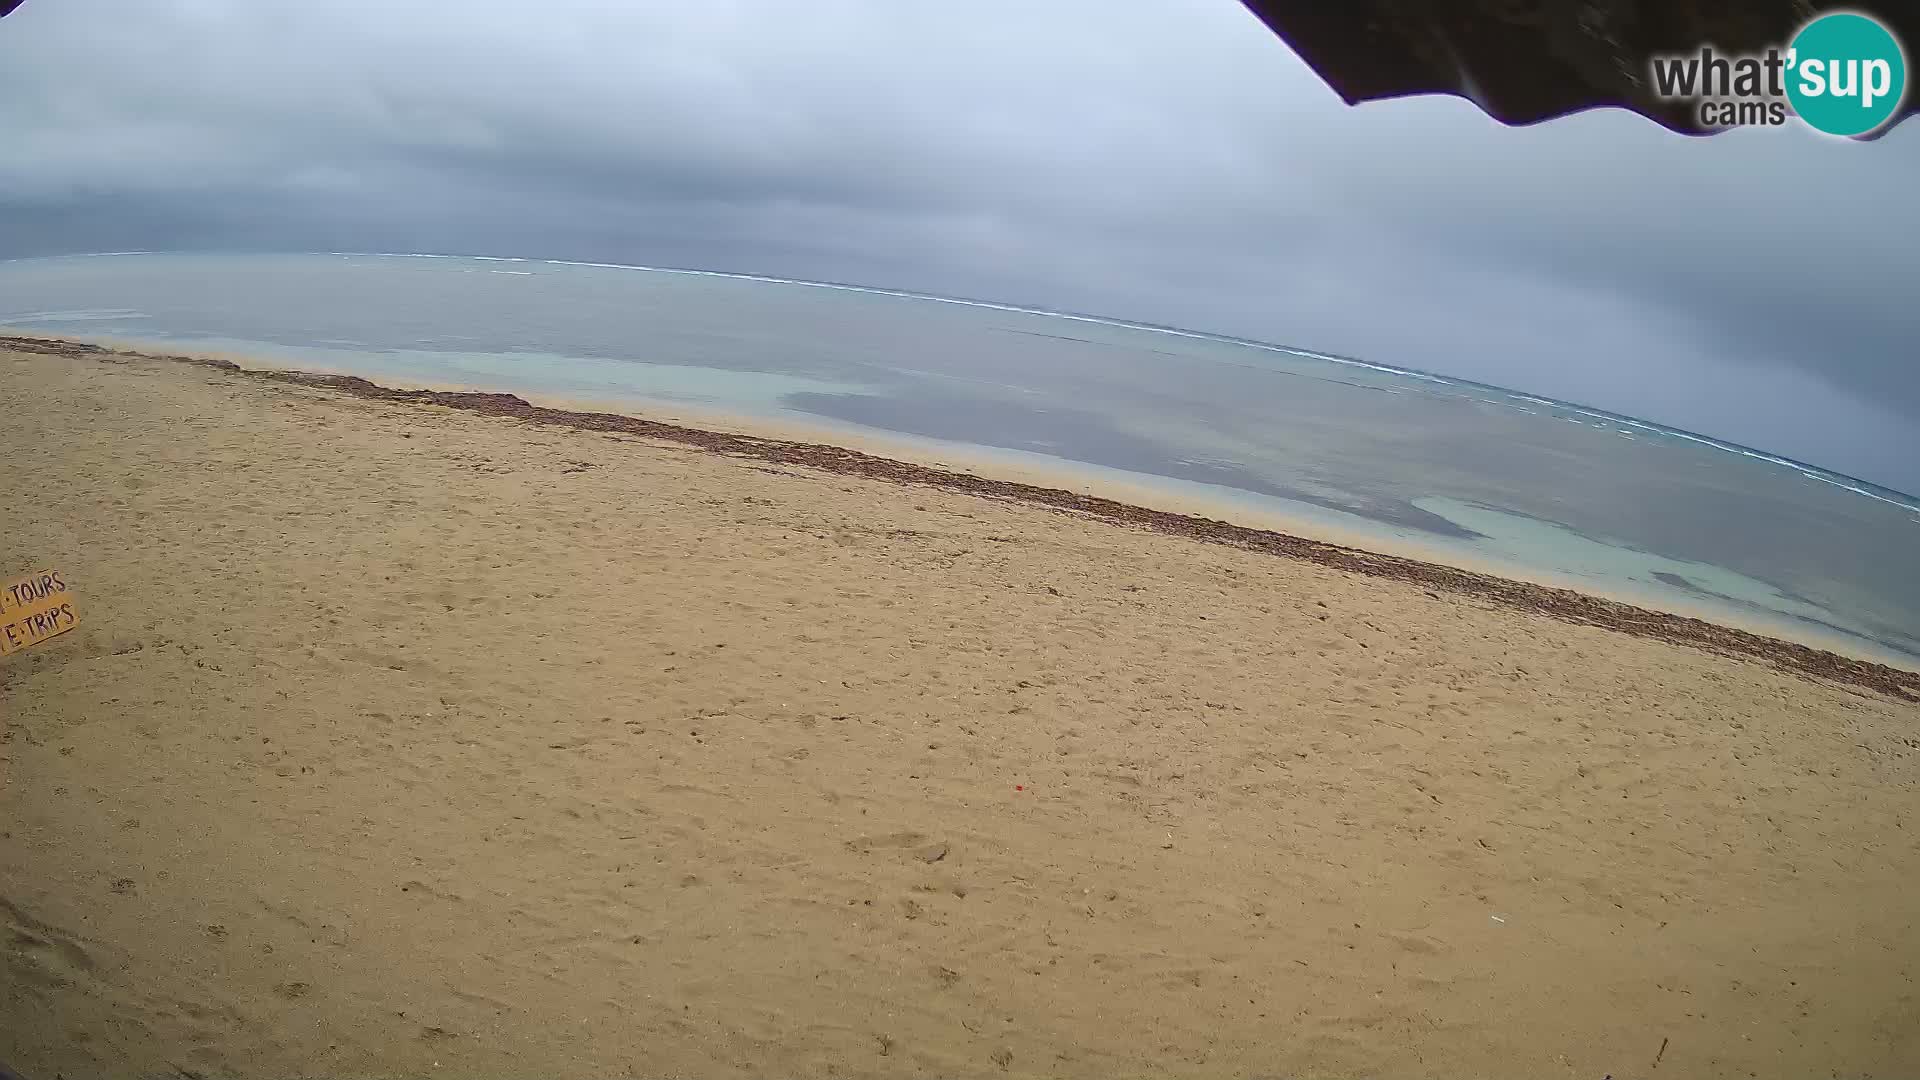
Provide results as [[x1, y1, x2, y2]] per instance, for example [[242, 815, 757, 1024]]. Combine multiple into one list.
[[1240, 1, 1918, 139]]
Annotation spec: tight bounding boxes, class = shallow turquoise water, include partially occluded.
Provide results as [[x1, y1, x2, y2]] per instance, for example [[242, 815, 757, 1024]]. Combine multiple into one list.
[[4, 251, 1916, 664]]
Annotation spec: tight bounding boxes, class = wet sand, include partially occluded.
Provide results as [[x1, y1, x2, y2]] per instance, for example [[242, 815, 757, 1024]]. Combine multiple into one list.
[[3, 337, 1918, 1079]]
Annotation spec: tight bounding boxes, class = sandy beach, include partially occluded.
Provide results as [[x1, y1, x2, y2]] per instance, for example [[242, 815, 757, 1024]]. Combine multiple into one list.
[[3, 336, 1917, 1078]]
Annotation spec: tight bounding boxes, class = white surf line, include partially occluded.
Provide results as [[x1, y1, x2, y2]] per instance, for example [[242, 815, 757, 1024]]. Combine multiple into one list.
[[334, 253, 1496, 397], [0, 308, 148, 321], [1385, 381, 1915, 517], [0, 251, 153, 262], [331, 250, 1332, 352], [1517, 407, 1920, 518], [182, 248, 1907, 522]]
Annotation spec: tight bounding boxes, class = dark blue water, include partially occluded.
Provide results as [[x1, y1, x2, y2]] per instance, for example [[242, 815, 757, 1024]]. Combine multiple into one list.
[[5, 251, 1917, 665]]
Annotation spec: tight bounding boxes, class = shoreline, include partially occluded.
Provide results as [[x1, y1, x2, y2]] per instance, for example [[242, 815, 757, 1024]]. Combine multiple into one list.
[[7, 331, 1918, 701], [7, 329, 1920, 1079], [17, 327, 1918, 666]]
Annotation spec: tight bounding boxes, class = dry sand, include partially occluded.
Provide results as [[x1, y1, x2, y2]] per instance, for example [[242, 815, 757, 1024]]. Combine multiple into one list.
[[2, 339, 1917, 1079]]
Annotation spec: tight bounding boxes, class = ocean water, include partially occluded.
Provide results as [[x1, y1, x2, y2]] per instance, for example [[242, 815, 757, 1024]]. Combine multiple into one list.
[[5, 251, 1918, 665]]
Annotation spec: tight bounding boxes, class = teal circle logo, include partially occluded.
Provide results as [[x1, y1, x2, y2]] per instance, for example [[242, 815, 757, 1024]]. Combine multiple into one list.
[[1786, 12, 1907, 136]]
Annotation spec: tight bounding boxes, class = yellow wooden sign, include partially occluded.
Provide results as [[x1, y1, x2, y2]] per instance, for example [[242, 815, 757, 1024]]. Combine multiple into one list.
[[1, 569, 79, 657]]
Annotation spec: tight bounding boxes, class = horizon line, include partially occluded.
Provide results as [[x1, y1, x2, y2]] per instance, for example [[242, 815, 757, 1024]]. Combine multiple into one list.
[[7, 246, 1918, 508]]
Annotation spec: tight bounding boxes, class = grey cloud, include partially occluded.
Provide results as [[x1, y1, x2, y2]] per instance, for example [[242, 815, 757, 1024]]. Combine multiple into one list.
[[1, 0, 1915, 490]]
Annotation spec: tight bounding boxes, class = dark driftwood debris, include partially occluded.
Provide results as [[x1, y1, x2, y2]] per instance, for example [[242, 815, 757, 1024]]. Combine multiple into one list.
[[9, 334, 1919, 704]]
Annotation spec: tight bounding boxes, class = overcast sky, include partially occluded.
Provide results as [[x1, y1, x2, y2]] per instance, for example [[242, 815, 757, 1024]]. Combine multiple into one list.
[[3, 0, 1916, 491]]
